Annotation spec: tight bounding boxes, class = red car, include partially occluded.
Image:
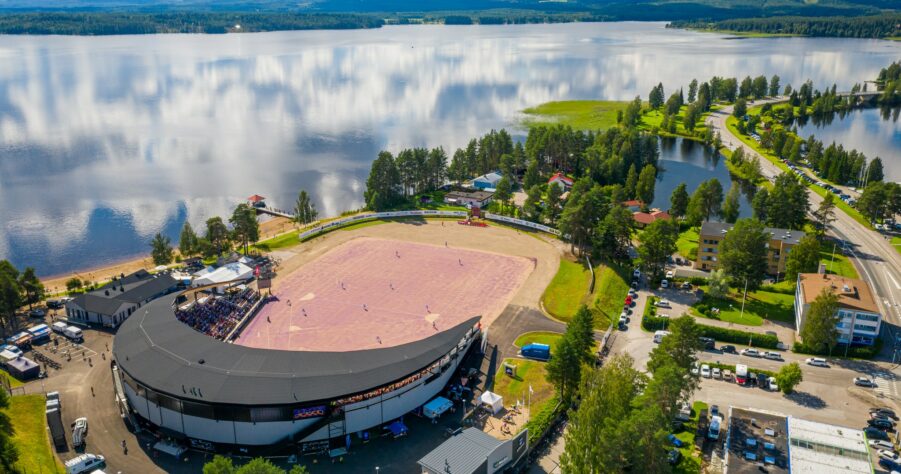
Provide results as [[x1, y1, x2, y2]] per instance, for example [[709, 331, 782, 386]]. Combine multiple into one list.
[[625, 296, 633, 305]]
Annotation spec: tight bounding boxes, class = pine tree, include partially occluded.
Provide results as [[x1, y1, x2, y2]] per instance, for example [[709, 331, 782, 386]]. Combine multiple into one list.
[[179, 222, 199, 256]]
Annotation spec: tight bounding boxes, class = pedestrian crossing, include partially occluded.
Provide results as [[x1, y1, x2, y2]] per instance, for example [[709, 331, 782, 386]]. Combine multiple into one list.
[[873, 372, 899, 400]]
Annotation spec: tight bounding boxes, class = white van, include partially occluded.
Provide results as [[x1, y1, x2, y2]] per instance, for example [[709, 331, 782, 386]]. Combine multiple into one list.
[[63, 326, 83, 342], [51, 321, 69, 334], [653, 330, 671, 343], [65, 453, 104, 474]]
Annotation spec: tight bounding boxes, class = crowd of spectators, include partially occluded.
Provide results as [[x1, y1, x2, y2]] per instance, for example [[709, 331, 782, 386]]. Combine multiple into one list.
[[176, 288, 261, 340]]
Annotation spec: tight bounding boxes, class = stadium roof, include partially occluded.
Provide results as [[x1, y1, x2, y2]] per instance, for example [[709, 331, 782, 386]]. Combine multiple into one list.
[[114, 293, 480, 405]]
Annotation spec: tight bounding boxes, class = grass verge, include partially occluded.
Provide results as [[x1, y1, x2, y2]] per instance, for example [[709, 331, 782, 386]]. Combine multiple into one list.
[[593, 264, 629, 328], [1, 372, 24, 388], [676, 226, 699, 261], [820, 247, 859, 279], [542, 259, 592, 322], [7, 395, 64, 474], [493, 358, 555, 423], [691, 287, 795, 326]]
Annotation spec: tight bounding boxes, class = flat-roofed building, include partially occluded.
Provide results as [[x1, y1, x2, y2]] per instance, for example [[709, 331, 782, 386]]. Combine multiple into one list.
[[787, 417, 872, 474], [724, 407, 789, 474], [444, 190, 494, 208], [795, 273, 881, 346], [696, 222, 804, 275]]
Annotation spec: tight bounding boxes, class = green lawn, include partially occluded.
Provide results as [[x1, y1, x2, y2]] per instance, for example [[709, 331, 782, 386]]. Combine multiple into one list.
[[514, 331, 563, 352], [820, 247, 859, 279], [692, 287, 795, 326], [673, 401, 708, 474], [676, 226, 699, 261], [593, 264, 629, 328], [542, 259, 592, 322], [521, 100, 630, 131], [6, 395, 64, 474], [892, 236, 901, 256], [493, 358, 555, 417], [1, 371, 24, 388], [252, 229, 302, 252]]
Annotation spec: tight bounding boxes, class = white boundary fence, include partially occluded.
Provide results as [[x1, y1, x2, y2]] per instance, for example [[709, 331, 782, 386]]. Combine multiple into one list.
[[482, 212, 562, 236], [298, 210, 468, 241]]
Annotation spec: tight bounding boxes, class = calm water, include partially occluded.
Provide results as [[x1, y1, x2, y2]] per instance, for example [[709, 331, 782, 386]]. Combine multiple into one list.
[[2, 22, 900, 276], [795, 107, 901, 182]]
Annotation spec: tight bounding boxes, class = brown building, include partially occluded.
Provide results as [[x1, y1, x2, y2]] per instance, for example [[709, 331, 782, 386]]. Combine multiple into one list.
[[696, 222, 804, 275]]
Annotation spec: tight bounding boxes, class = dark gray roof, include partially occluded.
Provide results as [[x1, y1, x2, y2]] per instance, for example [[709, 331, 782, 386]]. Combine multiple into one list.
[[699, 222, 805, 246], [114, 293, 480, 405], [418, 428, 501, 474], [72, 271, 177, 316]]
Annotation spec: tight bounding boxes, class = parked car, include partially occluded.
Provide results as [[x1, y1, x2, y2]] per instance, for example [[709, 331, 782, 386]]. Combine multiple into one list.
[[710, 405, 719, 419], [712, 367, 721, 379], [667, 449, 682, 465], [869, 440, 895, 450], [680, 282, 691, 290], [720, 345, 736, 354], [1, 344, 22, 357], [871, 408, 898, 420], [625, 296, 633, 305], [665, 270, 674, 279], [656, 299, 671, 308], [633, 269, 641, 278], [854, 377, 877, 388], [805, 357, 829, 367], [691, 362, 699, 375], [699, 337, 715, 350], [701, 364, 711, 378], [757, 373, 769, 388], [767, 377, 779, 392], [631, 281, 639, 290], [28, 308, 45, 318], [667, 434, 685, 447], [740, 348, 761, 358], [660, 279, 669, 289], [878, 458, 901, 472], [864, 427, 890, 440], [878, 450, 900, 461], [748, 372, 758, 386], [763, 351, 782, 361], [869, 418, 895, 430]]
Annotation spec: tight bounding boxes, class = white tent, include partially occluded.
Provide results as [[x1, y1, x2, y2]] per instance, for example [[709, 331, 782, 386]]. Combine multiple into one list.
[[192, 262, 254, 287], [480, 391, 504, 415]]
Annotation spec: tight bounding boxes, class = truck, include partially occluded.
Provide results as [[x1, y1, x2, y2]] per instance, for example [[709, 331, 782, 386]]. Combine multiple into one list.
[[735, 364, 748, 385], [63, 326, 83, 342], [46, 407, 67, 449], [708, 415, 722, 440]]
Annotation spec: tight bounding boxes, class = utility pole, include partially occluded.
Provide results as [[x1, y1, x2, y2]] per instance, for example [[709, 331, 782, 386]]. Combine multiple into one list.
[[739, 277, 749, 322]]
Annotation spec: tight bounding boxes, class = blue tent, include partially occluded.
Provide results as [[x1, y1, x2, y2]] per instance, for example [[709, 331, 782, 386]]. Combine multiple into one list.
[[521, 343, 550, 361], [387, 420, 408, 437]]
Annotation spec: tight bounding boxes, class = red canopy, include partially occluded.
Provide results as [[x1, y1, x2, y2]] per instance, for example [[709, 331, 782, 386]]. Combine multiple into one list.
[[247, 194, 266, 203]]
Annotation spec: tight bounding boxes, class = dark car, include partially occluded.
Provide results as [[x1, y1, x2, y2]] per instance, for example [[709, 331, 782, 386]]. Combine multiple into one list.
[[720, 345, 737, 354], [667, 449, 682, 466], [868, 418, 895, 430], [864, 427, 890, 440], [710, 405, 719, 419], [46, 300, 64, 310], [879, 458, 901, 472], [748, 372, 758, 386], [871, 408, 898, 420], [699, 337, 715, 350], [757, 373, 769, 388]]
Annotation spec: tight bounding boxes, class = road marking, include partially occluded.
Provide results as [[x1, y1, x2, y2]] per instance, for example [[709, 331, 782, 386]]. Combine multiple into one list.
[[887, 269, 901, 290]]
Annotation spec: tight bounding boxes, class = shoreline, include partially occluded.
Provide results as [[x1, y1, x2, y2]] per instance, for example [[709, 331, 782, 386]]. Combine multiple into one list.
[[40, 216, 297, 292]]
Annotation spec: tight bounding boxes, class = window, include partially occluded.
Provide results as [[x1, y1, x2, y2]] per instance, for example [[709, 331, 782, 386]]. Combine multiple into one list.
[[856, 314, 879, 322]]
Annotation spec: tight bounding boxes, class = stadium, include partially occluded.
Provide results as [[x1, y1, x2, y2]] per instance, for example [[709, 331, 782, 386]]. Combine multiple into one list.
[[113, 234, 537, 454]]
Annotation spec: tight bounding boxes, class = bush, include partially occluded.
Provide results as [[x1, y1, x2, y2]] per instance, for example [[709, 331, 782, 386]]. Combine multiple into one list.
[[525, 395, 562, 445], [792, 340, 882, 360], [689, 276, 707, 286], [696, 325, 780, 349]]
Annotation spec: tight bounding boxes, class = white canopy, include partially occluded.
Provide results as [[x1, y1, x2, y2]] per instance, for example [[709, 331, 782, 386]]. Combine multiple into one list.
[[480, 391, 504, 414], [192, 262, 254, 287]]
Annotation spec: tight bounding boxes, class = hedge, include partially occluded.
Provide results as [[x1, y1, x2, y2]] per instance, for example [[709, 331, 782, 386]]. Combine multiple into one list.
[[696, 325, 780, 349], [641, 296, 671, 331], [524, 395, 562, 445], [793, 339, 882, 360]]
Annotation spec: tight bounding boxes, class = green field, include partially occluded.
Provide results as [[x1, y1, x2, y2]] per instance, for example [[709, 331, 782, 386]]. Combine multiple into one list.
[[676, 226, 699, 261], [514, 331, 563, 352], [493, 358, 555, 417], [820, 247, 859, 279], [542, 259, 592, 322], [892, 236, 901, 256], [692, 287, 795, 326], [673, 401, 708, 474], [593, 264, 629, 328], [1, 371, 24, 388], [521, 100, 630, 131], [252, 229, 302, 252], [6, 395, 64, 474]]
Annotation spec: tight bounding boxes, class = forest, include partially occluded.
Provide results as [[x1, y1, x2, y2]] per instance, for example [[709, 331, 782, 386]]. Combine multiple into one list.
[[670, 13, 901, 39]]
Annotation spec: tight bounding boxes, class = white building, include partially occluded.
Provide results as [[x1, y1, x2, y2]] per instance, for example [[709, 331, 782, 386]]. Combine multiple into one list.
[[788, 417, 871, 474], [795, 273, 881, 346], [472, 171, 502, 190]]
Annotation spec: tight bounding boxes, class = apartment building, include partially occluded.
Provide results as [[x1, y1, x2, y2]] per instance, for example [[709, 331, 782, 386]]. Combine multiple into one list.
[[696, 222, 805, 275], [795, 273, 881, 346]]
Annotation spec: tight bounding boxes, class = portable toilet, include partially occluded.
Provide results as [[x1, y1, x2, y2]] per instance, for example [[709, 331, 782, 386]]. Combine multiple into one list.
[[521, 343, 551, 361]]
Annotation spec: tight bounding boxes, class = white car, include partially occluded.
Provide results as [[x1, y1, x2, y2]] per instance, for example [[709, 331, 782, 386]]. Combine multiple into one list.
[[691, 362, 699, 375], [805, 357, 829, 367], [656, 299, 671, 308], [712, 367, 721, 379], [660, 279, 669, 289], [870, 440, 895, 450], [700, 364, 711, 378], [633, 269, 641, 278], [665, 270, 674, 279], [740, 348, 760, 358], [658, 313, 670, 319], [763, 351, 782, 361], [767, 377, 779, 392], [0, 344, 22, 357], [878, 450, 899, 461]]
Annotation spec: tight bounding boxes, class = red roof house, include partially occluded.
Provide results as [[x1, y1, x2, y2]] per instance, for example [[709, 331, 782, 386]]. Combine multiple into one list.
[[548, 172, 574, 191], [632, 209, 671, 227]]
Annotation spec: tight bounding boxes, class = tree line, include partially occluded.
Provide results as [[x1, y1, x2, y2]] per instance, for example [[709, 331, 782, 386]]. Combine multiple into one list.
[[0, 12, 384, 35], [669, 13, 901, 39], [0, 261, 45, 337]]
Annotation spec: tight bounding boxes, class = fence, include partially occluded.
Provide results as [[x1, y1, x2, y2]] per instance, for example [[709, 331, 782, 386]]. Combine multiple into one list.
[[481, 213, 562, 236], [297, 210, 468, 241], [586, 256, 595, 293]]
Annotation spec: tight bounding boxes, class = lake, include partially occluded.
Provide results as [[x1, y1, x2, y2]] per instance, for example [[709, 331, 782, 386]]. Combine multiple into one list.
[[794, 107, 901, 182], [1, 22, 899, 276]]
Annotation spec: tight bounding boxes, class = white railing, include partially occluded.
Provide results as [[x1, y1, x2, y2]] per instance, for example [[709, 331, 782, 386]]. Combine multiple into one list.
[[298, 210, 468, 241], [482, 213, 562, 236]]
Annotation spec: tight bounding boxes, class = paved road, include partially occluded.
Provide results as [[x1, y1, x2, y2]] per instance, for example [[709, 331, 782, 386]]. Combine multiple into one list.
[[707, 99, 901, 362]]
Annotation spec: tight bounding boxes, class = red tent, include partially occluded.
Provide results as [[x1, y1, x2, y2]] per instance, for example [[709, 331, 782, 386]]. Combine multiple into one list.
[[247, 194, 266, 204]]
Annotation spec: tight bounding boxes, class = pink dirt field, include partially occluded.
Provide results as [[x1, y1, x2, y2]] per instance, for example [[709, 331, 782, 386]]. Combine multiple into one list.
[[236, 237, 533, 352]]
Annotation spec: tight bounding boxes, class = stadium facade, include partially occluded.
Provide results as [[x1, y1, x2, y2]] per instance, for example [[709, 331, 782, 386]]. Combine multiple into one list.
[[113, 293, 481, 454]]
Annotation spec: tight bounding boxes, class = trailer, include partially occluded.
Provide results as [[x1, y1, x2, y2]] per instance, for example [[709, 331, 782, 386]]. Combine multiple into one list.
[[46, 407, 67, 450], [27, 324, 51, 344], [520, 343, 551, 361]]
